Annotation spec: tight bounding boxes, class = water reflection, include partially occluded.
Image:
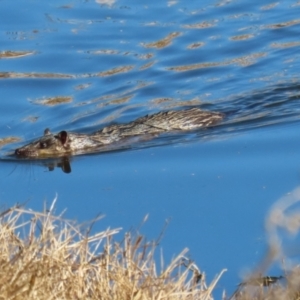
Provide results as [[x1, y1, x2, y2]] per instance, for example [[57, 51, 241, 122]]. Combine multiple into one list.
[[31, 96, 73, 106], [0, 137, 21, 148], [142, 32, 181, 49], [0, 51, 35, 59], [168, 52, 267, 71], [0, 72, 74, 79], [95, 0, 116, 6], [45, 157, 72, 173], [0, 156, 72, 174]]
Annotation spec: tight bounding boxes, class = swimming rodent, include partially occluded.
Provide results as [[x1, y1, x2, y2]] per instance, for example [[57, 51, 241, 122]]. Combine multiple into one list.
[[15, 108, 224, 158]]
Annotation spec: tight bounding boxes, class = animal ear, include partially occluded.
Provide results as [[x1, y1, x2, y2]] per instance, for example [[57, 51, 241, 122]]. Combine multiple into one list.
[[44, 128, 51, 136], [58, 131, 68, 145]]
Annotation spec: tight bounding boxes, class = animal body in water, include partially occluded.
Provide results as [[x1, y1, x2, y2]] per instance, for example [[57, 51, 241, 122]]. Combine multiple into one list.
[[15, 108, 224, 158]]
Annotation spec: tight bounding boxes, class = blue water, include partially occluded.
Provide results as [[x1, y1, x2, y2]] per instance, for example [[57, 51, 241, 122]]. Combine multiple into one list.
[[1, 0, 300, 296]]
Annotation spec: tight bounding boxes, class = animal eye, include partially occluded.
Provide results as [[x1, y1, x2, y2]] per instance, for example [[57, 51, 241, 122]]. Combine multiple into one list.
[[40, 142, 47, 149]]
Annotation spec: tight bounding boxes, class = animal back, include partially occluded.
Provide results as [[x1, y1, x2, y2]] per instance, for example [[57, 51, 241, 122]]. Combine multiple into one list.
[[135, 108, 224, 131]]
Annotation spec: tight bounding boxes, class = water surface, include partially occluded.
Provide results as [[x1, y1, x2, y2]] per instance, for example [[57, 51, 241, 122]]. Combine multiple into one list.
[[1, 0, 300, 296]]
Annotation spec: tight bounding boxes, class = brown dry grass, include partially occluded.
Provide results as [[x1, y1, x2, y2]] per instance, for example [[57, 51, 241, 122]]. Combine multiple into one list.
[[3, 186, 300, 300], [0, 198, 225, 300]]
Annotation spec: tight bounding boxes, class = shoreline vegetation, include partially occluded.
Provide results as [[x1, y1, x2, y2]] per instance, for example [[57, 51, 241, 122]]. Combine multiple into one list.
[[0, 198, 225, 300], [1, 188, 300, 300]]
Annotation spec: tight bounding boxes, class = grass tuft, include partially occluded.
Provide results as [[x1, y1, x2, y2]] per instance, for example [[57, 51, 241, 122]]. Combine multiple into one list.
[[0, 199, 224, 300]]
